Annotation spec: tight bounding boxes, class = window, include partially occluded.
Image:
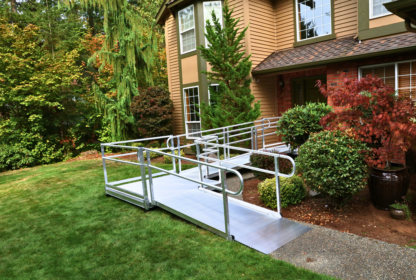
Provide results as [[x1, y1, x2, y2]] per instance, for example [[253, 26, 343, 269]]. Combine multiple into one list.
[[203, 1, 222, 46], [359, 60, 416, 101], [179, 5, 196, 54], [183, 86, 201, 138], [370, 0, 393, 19], [296, 0, 332, 41]]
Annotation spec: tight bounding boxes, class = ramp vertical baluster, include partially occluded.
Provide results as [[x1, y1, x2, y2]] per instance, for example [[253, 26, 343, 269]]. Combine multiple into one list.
[[250, 127, 254, 150], [222, 128, 226, 159], [220, 169, 232, 240], [226, 127, 230, 159], [101, 145, 108, 186], [196, 141, 203, 188], [170, 137, 177, 173], [204, 140, 209, 178], [146, 150, 155, 205], [138, 147, 150, 211], [254, 127, 258, 150], [262, 119, 265, 149], [274, 156, 281, 216], [177, 136, 182, 173]]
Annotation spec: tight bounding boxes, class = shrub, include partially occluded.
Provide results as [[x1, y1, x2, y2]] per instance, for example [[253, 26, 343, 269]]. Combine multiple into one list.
[[143, 148, 161, 159], [147, 141, 160, 148], [131, 142, 145, 148], [130, 86, 174, 138], [276, 102, 332, 151], [0, 144, 34, 171], [163, 149, 185, 164], [297, 130, 370, 202], [250, 152, 293, 181], [258, 176, 305, 209], [318, 75, 416, 169]]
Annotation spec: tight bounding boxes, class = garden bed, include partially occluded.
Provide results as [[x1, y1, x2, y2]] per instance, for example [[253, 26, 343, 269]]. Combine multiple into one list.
[[242, 175, 416, 247]]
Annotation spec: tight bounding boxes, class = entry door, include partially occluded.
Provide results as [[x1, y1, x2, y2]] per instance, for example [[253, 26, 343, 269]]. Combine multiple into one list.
[[292, 76, 327, 106]]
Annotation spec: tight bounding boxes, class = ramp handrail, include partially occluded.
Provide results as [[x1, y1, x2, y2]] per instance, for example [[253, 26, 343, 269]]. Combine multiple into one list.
[[101, 145, 243, 240]]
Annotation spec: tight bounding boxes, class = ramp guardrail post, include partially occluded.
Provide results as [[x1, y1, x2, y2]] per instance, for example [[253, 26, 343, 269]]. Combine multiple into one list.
[[274, 156, 281, 215], [101, 145, 108, 186], [196, 141, 203, 188], [138, 147, 150, 210], [176, 136, 182, 173], [220, 169, 232, 240], [170, 137, 177, 173], [146, 150, 155, 205], [262, 119, 265, 149]]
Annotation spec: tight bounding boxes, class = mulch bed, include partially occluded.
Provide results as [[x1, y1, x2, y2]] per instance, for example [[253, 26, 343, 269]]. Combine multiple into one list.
[[243, 175, 416, 247], [66, 150, 198, 165]]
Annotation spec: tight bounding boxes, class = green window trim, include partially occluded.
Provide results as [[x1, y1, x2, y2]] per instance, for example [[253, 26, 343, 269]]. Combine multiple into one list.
[[358, 0, 407, 41], [292, 0, 336, 48]]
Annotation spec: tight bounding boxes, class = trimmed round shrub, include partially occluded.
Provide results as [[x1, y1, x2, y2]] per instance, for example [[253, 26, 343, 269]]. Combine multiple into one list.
[[163, 149, 185, 164], [250, 151, 293, 181], [297, 130, 370, 202], [130, 86, 174, 138], [258, 176, 305, 209], [144, 148, 161, 159], [276, 102, 332, 151]]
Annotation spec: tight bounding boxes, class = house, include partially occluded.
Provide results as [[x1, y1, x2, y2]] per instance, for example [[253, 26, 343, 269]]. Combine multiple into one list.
[[156, 0, 416, 152]]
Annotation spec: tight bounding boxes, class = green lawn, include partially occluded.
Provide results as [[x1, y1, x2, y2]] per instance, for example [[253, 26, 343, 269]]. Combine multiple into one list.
[[0, 159, 335, 279]]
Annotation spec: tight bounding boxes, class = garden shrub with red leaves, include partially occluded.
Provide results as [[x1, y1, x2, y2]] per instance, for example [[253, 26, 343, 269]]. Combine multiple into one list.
[[318, 75, 416, 169], [130, 86, 174, 139]]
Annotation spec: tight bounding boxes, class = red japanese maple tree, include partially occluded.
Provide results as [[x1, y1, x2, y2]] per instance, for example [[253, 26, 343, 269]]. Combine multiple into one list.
[[317, 75, 416, 169]]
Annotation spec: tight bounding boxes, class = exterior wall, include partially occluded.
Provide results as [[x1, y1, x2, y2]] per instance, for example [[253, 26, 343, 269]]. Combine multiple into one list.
[[165, 12, 184, 135], [248, 0, 276, 66], [369, 14, 403, 29], [334, 0, 358, 38], [275, 0, 295, 51], [181, 55, 199, 84]]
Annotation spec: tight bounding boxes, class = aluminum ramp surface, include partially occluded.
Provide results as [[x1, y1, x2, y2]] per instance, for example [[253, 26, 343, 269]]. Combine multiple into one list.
[[109, 166, 311, 254]]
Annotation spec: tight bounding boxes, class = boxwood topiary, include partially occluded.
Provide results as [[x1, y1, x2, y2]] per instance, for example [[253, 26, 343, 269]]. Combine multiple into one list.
[[250, 151, 293, 181], [276, 102, 332, 151], [296, 130, 370, 202], [258, 176, 305, 209]]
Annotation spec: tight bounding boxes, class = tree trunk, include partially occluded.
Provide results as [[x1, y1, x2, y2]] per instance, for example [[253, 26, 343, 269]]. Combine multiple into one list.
[[9, 0, 17, 13], [87, 6, 95, 35], [406, 148, 416, 174]]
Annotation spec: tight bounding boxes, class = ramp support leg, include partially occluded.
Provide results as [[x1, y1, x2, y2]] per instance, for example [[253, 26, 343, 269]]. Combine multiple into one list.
[[138, 147, 150, 211], [220, 170, 232, 240], [274, 157, 281, 216]]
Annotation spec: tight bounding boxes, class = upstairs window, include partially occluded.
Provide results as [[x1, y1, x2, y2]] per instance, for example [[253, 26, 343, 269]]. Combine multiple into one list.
[[370, 0, 393, 19], [203, 1, 222, 47], [179, 5, 196, 54], [296, 0, 332, 41]]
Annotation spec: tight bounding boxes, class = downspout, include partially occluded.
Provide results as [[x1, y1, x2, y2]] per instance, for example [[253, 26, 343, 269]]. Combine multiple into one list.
[[405, 18, 416, 33]]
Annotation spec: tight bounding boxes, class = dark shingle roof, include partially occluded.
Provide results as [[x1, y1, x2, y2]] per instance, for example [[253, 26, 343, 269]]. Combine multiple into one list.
[[167, 0, 178, 4], [252, 33, 416, 73]]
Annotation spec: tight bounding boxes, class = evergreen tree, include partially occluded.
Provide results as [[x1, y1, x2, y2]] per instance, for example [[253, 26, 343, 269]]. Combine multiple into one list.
[[66, 0, 158, 142], [197, 0, 261, 130]]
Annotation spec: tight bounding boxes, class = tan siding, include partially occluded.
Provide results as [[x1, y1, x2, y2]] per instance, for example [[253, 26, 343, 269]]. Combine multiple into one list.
[[249, 0, 276, 67], [334, 0, 357, 38], [165, 13, 183, 135], [251, 76, 279, 145], [275, 0, 295, 51]]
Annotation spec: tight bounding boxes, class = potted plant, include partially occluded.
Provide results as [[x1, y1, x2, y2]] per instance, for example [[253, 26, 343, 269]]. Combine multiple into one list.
[[318, 75, 416, 210], [390, 200, 412, 221], [276, 102, 332, 159]]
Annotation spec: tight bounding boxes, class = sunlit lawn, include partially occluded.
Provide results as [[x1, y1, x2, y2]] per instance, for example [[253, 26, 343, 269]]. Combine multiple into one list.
[[0, 159, 335, 279]]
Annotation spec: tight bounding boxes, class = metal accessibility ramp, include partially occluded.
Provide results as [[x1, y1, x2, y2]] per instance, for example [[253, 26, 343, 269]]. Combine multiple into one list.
[[101, 118, 311, 254]]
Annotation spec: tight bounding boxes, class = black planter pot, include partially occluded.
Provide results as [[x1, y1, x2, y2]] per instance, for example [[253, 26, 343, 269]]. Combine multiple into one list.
[[368, 163, 410, 211]]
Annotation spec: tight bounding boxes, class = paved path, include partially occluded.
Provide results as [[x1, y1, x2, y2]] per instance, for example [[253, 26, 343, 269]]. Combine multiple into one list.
[[270, 220, 416, 280]]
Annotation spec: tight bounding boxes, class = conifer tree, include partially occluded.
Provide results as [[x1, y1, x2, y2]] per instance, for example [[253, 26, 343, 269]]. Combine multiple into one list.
[[66, 0, 158, 141], [197, 0, 261, 130]]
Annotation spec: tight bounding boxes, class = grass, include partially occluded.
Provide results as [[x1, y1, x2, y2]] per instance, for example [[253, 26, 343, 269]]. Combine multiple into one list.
[[0, 159, 335, 280]]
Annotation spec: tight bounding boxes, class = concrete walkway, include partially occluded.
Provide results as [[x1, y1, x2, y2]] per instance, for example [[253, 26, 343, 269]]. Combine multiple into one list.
[[270, 220, 416, 280]]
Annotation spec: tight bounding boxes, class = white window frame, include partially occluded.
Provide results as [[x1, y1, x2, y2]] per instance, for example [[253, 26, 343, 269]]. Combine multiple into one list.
[[369, 0, 393, 19], [183, 86, 201, 139], [203, 1, 222, 47], [358, 59, 416, 99], [179, 5, 196, 55], [295, 0, 333, 42]]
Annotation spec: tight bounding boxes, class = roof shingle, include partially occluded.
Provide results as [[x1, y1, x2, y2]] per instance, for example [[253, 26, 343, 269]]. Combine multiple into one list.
[[252, 33, 416, 73]]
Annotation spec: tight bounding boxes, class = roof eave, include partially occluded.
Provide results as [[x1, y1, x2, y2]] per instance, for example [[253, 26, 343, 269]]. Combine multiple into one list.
[[252, 45, 416, 76], [155, 0, 193, 25], [384, 0, 416, 26]]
